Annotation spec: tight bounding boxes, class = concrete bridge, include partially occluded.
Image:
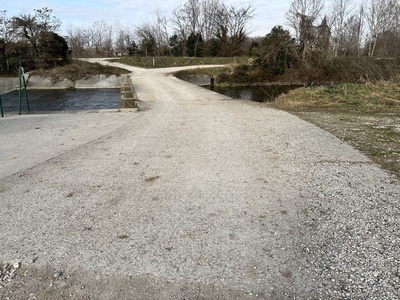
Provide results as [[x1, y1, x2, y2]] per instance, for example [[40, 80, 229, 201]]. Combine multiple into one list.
[[0, 59, 399, 299]]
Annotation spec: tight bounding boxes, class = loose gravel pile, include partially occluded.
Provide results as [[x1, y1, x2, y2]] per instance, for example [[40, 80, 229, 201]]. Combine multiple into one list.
[[0, 261, 21, 288], [297, 162, 400, 299]]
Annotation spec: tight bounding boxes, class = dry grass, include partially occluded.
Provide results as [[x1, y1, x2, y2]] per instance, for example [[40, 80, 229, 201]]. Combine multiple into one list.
[[271, 82, 400, 113], [30, 60, 130, 82], [174, 67, 229, 80]]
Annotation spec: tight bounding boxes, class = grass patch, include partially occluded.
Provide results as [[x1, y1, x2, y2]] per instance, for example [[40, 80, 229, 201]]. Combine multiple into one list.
[[174, 67, 229, 81], [0, 74, 19, 78], [109, 56, 248, 69], [30, 60, 130, 82], [267, 82, 400, 178], [270, 82, 400, 113]]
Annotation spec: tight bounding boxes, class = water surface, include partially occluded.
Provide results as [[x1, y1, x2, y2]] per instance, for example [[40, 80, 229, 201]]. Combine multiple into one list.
[[203, 85, 300, 102], [1, 89, 120, 112]]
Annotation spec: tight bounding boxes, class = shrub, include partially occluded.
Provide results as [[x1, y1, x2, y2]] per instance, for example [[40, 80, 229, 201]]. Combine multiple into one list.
[[37, 32, 70, 69]]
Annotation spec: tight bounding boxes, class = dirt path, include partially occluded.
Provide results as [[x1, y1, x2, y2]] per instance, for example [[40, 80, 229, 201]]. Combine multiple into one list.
[[0, 60, 399, 299]]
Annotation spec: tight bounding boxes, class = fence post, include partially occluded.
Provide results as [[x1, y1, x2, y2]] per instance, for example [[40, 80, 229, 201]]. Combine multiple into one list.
[[18, 59, 30, 115], [18, 61, 22, 115], [0, 95, 3, 117]]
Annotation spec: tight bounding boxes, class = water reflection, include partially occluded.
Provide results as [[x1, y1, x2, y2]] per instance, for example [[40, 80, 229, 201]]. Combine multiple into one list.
[[203, 85, 300, 102], [1, 89, 120, 112]]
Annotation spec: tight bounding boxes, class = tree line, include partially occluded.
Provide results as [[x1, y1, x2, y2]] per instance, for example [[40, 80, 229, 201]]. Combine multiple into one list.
[[1, 0, 399, 77], [67, 0, 400, 61], [67, 0, 255, 58], [285, 0, 400, 59], [252, 0, 400, 82]]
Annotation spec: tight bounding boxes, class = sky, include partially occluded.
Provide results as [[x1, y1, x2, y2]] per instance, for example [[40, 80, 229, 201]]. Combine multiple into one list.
[[2, 0, 295, 38]]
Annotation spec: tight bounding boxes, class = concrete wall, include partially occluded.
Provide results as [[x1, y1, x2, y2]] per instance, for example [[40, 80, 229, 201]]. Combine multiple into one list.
[[27, 74, 125, 89], [0, 78, 19, 94], [120, 76, 138, 109], [176, 74, 212, 86], [1, 74, 125, 94]]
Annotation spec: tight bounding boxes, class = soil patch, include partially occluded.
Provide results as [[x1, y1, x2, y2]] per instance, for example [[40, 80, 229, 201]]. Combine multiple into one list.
[[287, 112, 400, 178]]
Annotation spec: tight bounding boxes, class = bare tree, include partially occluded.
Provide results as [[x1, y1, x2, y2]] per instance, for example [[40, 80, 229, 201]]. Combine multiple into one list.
[[214, 3, 255, 56], [172, 5, 190, 56], [172, 0, 203, 56], [367, 0, 400, 56], [329, 0, 354, 56], [67, 26, 86, 57], [114, 22, 126, 55], [113, 22, 136, 56], [68, 20, 121, 57], [0, 10, 14, 42], [12, 7, 61, 45], [34, 7, 61, 33], [90, 20, 113, 56], [0, 10, 14, 72], [11, 7, 62, 64], [341, 5, 365, 56], [286, 0, 325, 39], [172, 0, 253, 57], [135, 12, 170, 57], [200, 0, 221, 41], [155, 11, 171, 56]]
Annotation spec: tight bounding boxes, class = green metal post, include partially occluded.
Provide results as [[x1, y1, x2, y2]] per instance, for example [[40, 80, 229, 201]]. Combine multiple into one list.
[[22, 70, 30, 112], [18, 61, 22, 115], [18, 59, 30, 114], [0, 95, 4, 117]]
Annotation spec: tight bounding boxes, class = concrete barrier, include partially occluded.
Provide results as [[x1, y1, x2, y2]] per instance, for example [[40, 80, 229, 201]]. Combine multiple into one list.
[[26, 74, 125, 89], [120, 76, 138, 108], [1, 74, 125, 92], [176, 74, 212, 86], [0, 78, 19, 95]]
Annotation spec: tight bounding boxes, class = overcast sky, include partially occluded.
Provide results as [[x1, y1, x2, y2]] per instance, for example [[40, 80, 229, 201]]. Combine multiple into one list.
[[2, 0, 296, 37]]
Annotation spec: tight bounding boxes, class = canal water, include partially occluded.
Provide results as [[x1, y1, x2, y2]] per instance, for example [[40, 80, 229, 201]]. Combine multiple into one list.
[[203, 85, 300, 102], [1, 89, 120, 113]]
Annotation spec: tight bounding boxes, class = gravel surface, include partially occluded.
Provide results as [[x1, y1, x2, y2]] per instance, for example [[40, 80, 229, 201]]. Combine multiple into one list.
[[0, 59, 399, 299], [292, 112, 400, 179]]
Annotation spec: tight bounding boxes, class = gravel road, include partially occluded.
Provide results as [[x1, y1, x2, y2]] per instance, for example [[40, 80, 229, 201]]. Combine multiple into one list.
[[0, 59, 399, 299]]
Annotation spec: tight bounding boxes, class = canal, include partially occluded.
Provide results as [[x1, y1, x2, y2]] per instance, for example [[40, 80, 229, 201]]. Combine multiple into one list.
[[1, 89, 120, 113]]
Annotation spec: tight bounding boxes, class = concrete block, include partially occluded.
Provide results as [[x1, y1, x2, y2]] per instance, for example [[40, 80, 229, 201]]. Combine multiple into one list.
[[0, 78, 19, 94]]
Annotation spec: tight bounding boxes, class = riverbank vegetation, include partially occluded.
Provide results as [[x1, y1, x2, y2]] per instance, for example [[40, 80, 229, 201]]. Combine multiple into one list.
[[270, 83, 400, 113]]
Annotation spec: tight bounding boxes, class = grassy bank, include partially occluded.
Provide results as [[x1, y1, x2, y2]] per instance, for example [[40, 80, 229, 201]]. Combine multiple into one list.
[[269, 82, 400, 113], [174, 67, 229, 81], [31, 60, 130, 82], [109, 56, 247, 69], [268, 82, 400, 178]]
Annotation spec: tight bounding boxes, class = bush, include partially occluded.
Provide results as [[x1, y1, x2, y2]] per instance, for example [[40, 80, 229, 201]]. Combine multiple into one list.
[[37, 32, 70, 69], [257, 26, 299, 76]]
